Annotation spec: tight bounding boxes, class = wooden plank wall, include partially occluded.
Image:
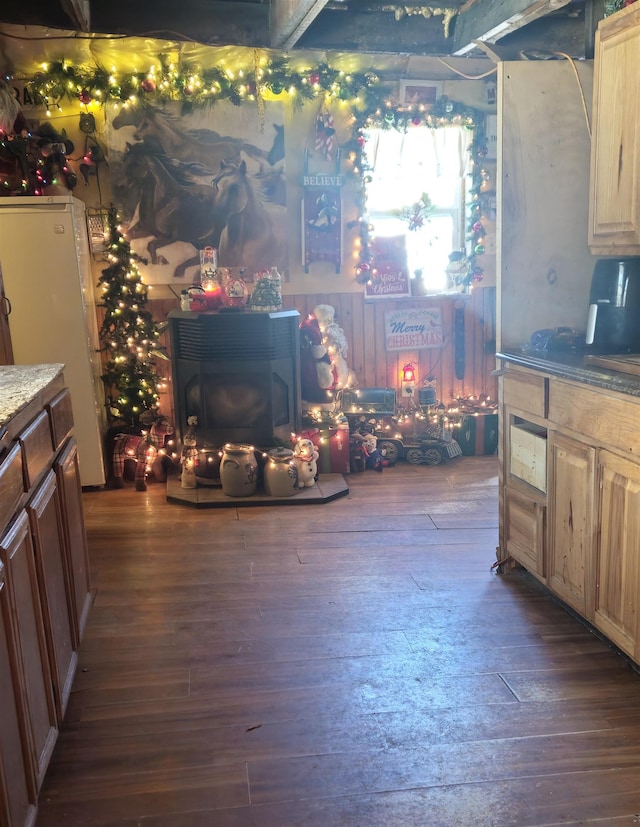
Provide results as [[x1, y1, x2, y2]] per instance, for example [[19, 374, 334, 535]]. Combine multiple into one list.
[[146, 286, 497, 426]]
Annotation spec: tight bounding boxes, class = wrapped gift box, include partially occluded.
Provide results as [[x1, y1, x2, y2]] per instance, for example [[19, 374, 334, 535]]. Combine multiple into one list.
[[457, 413, 499, 456], [300, 425, 351, 474]]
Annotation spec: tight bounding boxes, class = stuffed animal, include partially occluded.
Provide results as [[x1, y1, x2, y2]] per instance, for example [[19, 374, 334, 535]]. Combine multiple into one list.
[[292, 437, 319, 487], [362, 432, 384, 472], [111, 414, 174, 490], [350, 430, 383, 473]]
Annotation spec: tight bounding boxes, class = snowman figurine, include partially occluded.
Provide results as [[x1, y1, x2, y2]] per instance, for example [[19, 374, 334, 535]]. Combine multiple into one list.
[[292, 437, 319, 487]]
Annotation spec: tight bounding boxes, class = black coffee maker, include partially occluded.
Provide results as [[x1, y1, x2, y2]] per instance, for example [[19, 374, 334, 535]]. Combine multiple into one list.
[[585, 258, 640, 353]]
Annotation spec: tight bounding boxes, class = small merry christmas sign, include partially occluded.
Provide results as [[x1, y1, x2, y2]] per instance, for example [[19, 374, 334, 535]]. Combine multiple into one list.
[[364, 235, 411, 300], [384, 307, 443, 351]]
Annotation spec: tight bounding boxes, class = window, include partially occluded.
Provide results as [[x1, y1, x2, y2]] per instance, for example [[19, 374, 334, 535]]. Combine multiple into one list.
[[364, 125, 472, 293]]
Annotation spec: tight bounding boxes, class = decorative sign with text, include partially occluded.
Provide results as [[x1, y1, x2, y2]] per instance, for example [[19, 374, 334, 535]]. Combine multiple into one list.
[[302, 149, 343, 274], [364, 235, 411, 300], [384, 307, 444, 351]]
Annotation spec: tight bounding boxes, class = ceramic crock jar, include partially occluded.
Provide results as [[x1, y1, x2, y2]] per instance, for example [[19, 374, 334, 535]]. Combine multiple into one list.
[[263, 447, 298, 497], [219, 443, 258, 497]]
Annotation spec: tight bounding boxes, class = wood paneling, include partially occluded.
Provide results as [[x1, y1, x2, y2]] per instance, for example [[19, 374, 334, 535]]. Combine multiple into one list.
[[145, 288, 498, 426]]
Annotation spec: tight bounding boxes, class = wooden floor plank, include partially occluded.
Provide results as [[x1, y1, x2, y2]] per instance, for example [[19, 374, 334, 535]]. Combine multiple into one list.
[[34, 458, 640, 826]]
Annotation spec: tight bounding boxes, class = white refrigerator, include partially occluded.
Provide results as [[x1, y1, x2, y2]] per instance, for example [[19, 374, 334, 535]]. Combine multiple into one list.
[[0, 195, 106, 486]]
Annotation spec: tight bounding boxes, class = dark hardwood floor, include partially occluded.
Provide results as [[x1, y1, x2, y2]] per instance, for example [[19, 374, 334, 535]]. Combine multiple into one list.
[[35, 457, 640, 826]]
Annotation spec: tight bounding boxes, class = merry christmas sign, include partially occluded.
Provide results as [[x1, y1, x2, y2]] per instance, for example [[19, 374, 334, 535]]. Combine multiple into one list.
[[364, 235, 411, 300], [384, 307, 443, 351]]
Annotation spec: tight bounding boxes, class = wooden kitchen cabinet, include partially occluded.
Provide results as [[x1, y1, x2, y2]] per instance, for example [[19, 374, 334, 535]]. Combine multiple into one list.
[[0, 264, 13, 367], [589, 3, 640, 254], [54, 438, 92, 646], [0, 366, 93, 827], [0, 562, 36, 827], [27, 470, 77, 723], [499, 367, 549, 579], [498, 359, 640, 670], [547, 432, 596, 618], [0, 511, 57, 795], [595, 450, 640, 660], [503, 485, 546, 579]]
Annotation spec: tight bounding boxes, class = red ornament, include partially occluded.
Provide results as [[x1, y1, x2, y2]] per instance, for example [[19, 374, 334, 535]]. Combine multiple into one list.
[[472, 221, 484, 233], [357, 136, 366, 147], [246, 81, 257, 96], [411, 115, 422, 126], [141, 78, 156, 93], [308, 72, 320, 85], [79, 88, 91, 105]]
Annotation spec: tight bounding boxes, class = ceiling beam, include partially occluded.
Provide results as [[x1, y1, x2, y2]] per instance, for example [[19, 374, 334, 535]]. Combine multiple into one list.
[[452, 0, 573, 55], [60, 0, 91, 31], [270, 0, 331, 50], [296, 8, 450, 55]]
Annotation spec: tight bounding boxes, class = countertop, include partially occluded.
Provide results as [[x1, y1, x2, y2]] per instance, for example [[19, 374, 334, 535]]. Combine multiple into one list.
[[497, 349, 640, 398], [0, 364, 64, 427]]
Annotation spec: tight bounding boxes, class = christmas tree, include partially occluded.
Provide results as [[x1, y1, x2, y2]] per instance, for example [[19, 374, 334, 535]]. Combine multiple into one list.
[[97, 207, 162, 428]]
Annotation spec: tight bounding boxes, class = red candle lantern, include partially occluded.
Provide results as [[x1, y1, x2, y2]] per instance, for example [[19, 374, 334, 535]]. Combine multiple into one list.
[[402, 363, 416, 384]]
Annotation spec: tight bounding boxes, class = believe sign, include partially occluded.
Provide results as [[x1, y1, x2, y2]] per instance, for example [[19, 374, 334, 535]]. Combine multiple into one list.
[[384, 307, 443, 351]]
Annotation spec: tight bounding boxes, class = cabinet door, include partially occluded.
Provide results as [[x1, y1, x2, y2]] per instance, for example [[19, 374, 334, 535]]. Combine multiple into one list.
[[0, 265, 13, 366], [595, 450, 640, 659], [0, 565, 36, 827], [503, 486, 546, 579], [54, 438, 92, 646], [548, 434, 596, 617], [27, 470, 77, 722], [589, 6, 640, 253], [0, 511, 57, 793]]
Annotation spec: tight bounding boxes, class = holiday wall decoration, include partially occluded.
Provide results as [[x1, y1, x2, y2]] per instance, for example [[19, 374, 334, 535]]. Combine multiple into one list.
[[8, 50, 488, 288], [302, 148, 343, 273], [107, 100, 287, 283]]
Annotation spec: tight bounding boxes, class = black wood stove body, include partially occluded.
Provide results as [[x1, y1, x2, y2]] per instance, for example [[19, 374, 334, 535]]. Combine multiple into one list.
[[168, 309, 301, 450]]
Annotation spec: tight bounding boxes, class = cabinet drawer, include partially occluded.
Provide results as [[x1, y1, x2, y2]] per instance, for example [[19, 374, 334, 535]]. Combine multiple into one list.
[[548, 380, 640, 456], [47, 389, 74, 451], [504, 487, 546, 578], [0, 443, 25, 529], [503, 371, 547, 418], [18, 411, 54, 491]]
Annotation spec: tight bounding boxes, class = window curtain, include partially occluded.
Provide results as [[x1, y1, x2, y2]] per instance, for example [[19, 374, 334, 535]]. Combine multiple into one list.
[[365, 125, 472, 214]]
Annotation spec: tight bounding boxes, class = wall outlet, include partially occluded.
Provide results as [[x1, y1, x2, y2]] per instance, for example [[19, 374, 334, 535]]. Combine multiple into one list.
[[401, 383, 416, 398]]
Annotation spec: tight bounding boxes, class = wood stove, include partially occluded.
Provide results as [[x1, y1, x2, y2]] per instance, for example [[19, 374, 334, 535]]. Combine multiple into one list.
[[168, 309, 301, 450]]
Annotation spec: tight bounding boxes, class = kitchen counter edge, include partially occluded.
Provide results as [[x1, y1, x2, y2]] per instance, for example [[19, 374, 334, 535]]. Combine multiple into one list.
[[0, 364, 65, 428], [496, 350, 640, 398]]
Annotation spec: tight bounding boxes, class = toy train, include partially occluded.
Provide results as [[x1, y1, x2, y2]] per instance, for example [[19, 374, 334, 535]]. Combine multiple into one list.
[[339, 387, 462, 466]]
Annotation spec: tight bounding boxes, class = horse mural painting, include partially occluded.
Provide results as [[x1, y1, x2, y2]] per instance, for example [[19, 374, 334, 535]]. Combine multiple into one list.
[[116, 142, 223, 279], [213, 159, 288, 275], [109, 103, 287, 280]]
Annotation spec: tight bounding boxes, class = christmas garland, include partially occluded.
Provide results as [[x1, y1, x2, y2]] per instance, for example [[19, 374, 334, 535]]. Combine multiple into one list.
[[13, 54, 486, 285]]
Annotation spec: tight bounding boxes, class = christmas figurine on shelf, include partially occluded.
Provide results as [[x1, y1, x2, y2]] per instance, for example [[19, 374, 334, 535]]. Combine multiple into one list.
[[247, 267, 282, 311], [180, 416, 198, 489]]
